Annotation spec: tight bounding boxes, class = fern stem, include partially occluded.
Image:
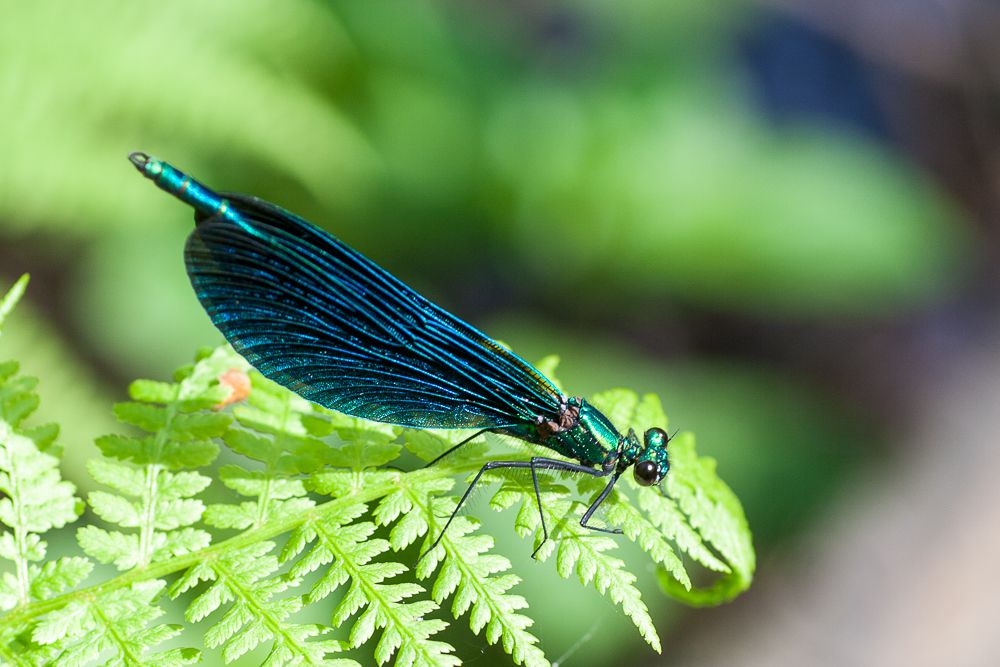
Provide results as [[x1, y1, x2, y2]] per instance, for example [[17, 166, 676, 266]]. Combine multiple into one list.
[[90, 596, 143, 665], [5, 430, 31, 606], [137, 463, 161, 568], [255, 475, 274, 529], [211, 559, 315, 664], [13, 527, 30, 607], [0, 463, 480, 633], [138, 383, 181, 567]]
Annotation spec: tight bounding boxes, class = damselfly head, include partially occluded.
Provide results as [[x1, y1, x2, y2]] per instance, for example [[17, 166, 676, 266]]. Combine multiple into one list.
[[633, 426, 670, 486]]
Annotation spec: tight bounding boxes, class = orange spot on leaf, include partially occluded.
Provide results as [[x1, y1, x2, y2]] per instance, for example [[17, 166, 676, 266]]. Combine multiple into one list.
[[213, 368, 251, 410]]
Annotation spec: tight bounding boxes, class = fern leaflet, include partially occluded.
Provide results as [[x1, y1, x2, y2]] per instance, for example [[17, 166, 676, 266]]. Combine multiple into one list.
[[0, 349, 88, 612]]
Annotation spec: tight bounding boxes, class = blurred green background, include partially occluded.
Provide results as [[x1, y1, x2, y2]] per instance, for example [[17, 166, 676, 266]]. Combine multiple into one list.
[[3, 0, 996, 665]]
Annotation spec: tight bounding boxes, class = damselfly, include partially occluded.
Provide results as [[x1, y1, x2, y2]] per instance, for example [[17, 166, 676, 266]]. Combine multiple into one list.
[[129, 152, 670, 557]]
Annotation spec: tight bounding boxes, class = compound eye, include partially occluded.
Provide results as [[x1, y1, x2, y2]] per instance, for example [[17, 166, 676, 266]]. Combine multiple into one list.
[[634, 460, 659, 486], [644, 427, 669, 447]]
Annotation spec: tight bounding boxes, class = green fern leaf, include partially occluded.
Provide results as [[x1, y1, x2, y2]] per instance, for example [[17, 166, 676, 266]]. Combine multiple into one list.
[[659, 432, 755, 605], [224, 372, 349, 474], [0, 624, 59, 666], [595, 480, 692, 590], [533, 495, 661, 653], [171, 542, 348, 666], [635, 479, 729, 574], [202, 367, 450, 665], [282, 503, 459, 667], [0, 381, 86, 611], [202, 371, 331, 532], [35, 580, 198, 666], [395, 475, 549, 667], [373, 477, 453, 553], [79, 347, 245, 570], [27, 557, 91, 602], [204, 464, 315, 531], [0, 278, 93, 614]]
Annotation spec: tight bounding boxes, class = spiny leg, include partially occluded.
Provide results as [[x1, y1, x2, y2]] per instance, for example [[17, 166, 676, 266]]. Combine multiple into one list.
[[529, 458, 547, 558], [419, 456, 615, 562], [422, 427, 495, 469], [525, 457, 611, 558], [579, 472, 624, 535], [419, 459, 533, 562]]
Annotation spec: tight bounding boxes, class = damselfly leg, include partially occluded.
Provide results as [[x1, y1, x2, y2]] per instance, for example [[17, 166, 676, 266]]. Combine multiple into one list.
[[419, 457, 621, 561]]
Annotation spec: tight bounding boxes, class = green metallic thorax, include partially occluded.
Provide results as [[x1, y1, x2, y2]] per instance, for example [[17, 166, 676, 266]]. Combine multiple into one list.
[[501, 397, 629, 469], [564, 399, 621, 466]]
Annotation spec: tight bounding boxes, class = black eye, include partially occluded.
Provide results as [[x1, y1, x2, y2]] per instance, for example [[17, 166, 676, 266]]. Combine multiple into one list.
[[634, 460, 659, 486]]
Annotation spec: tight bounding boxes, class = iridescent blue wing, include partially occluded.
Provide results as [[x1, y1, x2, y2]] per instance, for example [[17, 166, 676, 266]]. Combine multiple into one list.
[[184, 193, 563, 430]]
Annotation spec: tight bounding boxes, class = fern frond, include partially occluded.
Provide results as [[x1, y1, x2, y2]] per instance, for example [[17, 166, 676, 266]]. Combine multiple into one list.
[[0, 275, 29, 334], [171, 542, 350, 666], [205, 370, 453, 666], [35, 580, 199, 667], [658, 432, 755, 605], [392, 473, 549, 667], [204, 465, 314, 532], [374, 430, 549, 665], [0, 336, 755, 665], [79, 347, 245, 570], [596, 480, 692, 589], [503, 490, 661, 653], [634, 478, 728, 574], [225, 372, 343, 474], [282, 499, 458, 667], [204, 371, 383, 531], [204, 371, 333, 532], [0, 359, 87, 612]]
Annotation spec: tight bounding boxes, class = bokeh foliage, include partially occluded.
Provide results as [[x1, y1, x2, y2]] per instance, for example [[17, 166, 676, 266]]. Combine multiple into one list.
[[2, 1, 961, 333]]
